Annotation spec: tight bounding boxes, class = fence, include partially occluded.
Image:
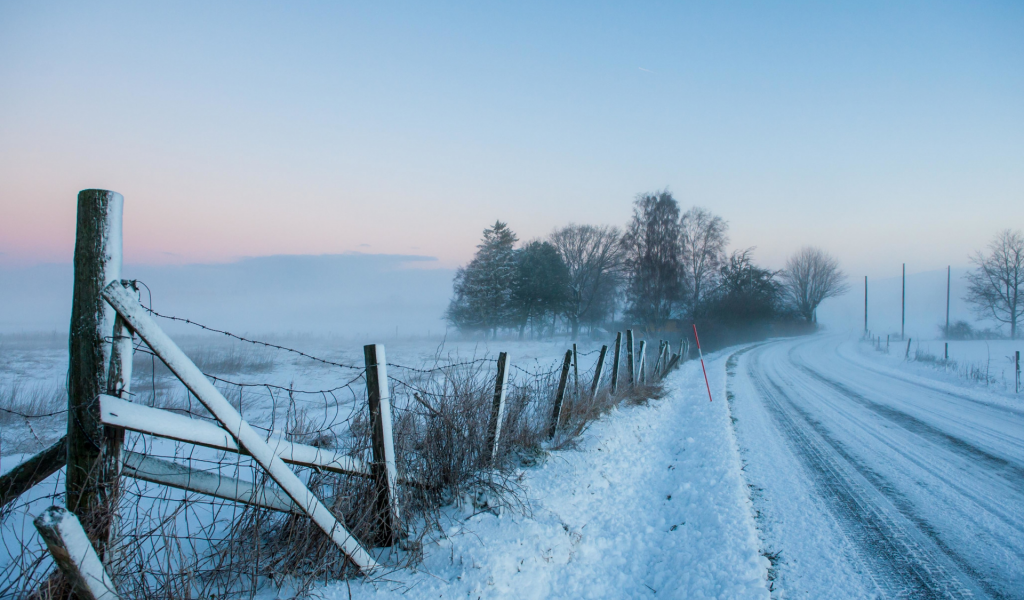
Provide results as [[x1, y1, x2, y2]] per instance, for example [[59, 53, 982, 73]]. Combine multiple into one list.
[[0, 189, 689, 599]]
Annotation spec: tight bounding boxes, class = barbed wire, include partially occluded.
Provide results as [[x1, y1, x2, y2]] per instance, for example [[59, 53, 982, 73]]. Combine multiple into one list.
[[133, 294, 363, 371]]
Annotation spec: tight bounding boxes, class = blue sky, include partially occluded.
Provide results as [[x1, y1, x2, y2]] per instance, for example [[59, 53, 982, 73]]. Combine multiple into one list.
[[1, 1, 1021, 278]]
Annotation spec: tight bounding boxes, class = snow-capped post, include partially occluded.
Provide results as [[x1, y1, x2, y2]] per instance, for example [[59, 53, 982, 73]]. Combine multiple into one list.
[[611, 332, 622, 394], [548, 350, 573, 439], [637, 340, 647, 384], [364, 343, 401, 547], [485, 352, 510, 464], [67, 189, 123, 558], [572, 343, 579, 398], [662, 343, 672, 378], [34, 506, 121, 600], [590, 344, 608, 397], [626, 330, 635, 387], [905, 338, 912, 359]]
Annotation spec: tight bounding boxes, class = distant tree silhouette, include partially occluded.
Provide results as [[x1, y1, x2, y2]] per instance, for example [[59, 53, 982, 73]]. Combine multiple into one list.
[[965, 229, 1024, 339], [511, 241, 570, 338], [781, 247, 848, 322], [621, 190, 683, 331], [550, 224, 624, 339], [446, 221, 518, 336]]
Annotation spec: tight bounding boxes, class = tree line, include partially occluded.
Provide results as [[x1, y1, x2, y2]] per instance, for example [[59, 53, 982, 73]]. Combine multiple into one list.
[[446, 189, 847, 340]]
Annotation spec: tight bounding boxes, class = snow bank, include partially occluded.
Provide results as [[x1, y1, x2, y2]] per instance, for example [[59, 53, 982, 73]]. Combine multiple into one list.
[[320, 355, 768, 599]]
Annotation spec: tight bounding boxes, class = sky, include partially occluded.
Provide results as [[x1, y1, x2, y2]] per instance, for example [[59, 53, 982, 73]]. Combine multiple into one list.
[[1, 0, 1022, 278]]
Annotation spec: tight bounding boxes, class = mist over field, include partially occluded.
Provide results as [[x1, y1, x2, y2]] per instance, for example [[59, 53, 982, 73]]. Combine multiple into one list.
[[0, 253, 454, 338]]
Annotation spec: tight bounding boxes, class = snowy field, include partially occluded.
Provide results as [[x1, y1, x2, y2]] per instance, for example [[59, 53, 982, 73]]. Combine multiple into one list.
[[728, 333, 1024, 599]]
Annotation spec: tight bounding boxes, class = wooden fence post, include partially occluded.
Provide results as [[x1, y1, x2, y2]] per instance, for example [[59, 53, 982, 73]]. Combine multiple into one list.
[[637, 340, 647, 384], [34, 506, 121, 600], [547, 350, 573, 439], [1015, 350, 1020, 394], [944, 342, 949, 361], [653, 341, 664, 376], [591, 345, 608, 397], [364, 344, 401, 547], [905, 338, 912, 359], [611, 332, 622, 394], [485, 352, 510, 464], [572, 343, 579, 398], [626, 330, 635, 387], [67, 189, 123, 557], [662, 343, 672, 377]]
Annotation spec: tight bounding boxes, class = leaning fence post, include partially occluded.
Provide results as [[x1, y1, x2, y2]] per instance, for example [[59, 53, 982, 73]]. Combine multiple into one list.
[[637, 340, 647, 384], [572, 343, 579, 398], [905, 338, 912, 359], [67, 189, 123, 558], [611, 332, 622, 394], [34, 506, 121, 600], [653, 341, 664, 376], [485, 352, 510, 463], [626, 330, 635, 387], [662, 342, 672, 377], [547, 350, 573, 439], [364, 344, 401, 546], [591, 345, 608, 397], [945, 342, 949, 361]]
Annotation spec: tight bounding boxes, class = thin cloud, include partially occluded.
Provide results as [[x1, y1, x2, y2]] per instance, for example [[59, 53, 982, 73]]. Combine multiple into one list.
[[638, 67, 655, 73]]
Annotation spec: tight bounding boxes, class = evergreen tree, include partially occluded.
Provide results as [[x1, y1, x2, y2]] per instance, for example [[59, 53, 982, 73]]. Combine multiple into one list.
[[446, 221, 519, 336], [511, 241, 570, 338]]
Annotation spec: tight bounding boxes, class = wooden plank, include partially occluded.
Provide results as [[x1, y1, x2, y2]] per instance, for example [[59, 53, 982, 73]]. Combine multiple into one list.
[[98, 395, 373, 478], [34, 506, 121, 600], [121, 452, 299, 514], [484, 352, 510, 463], [67, 189, 124, 555], [0, 438, 66, 510], [547, 350, 573, 440], [364, 344, 401, 547], [590, 345, 608, 397], [101, 281, 377, 572], [611, 332, 622, 394]]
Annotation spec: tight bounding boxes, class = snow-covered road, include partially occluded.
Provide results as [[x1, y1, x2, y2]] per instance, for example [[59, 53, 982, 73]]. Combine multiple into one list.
[[728, 334, 1024, 599]]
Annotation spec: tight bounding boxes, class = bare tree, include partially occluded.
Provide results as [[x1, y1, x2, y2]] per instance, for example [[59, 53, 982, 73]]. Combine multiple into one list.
[[621, 190, 683, 331], [549, 224, 624, 339], [965, 229, 1024, 339], [680, 207, 729, 317], [781, 247, 849, 322]]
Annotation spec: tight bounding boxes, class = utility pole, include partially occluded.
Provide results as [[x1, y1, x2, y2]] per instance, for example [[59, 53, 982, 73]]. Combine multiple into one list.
[[864, 276, 868, 335], [901, 263, 906, 341], [945, 265, 951, 338]]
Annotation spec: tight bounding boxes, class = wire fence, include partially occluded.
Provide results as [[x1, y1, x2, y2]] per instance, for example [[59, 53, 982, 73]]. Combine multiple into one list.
[[0, 294, 670, 599]]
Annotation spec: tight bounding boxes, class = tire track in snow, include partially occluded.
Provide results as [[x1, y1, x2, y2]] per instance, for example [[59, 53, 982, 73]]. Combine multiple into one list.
[[796, 363, 1024, 495], [744, 346, 989, 599]]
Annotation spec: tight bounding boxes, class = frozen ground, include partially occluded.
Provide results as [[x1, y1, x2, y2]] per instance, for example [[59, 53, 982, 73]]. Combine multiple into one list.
[[728, 333, 1024, 599]]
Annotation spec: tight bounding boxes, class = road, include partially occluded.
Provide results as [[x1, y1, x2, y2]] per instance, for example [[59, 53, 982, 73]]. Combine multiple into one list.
[[727, 334, 1024, 599]]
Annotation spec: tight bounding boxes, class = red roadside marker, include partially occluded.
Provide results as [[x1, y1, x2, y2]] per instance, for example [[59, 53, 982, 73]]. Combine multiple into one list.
[[693, 324, 713, 402]]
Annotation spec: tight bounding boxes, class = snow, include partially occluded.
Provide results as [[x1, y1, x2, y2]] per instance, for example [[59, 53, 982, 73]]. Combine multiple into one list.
[[728, 333, 1024, 599], [315, 354, 769, 600]]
